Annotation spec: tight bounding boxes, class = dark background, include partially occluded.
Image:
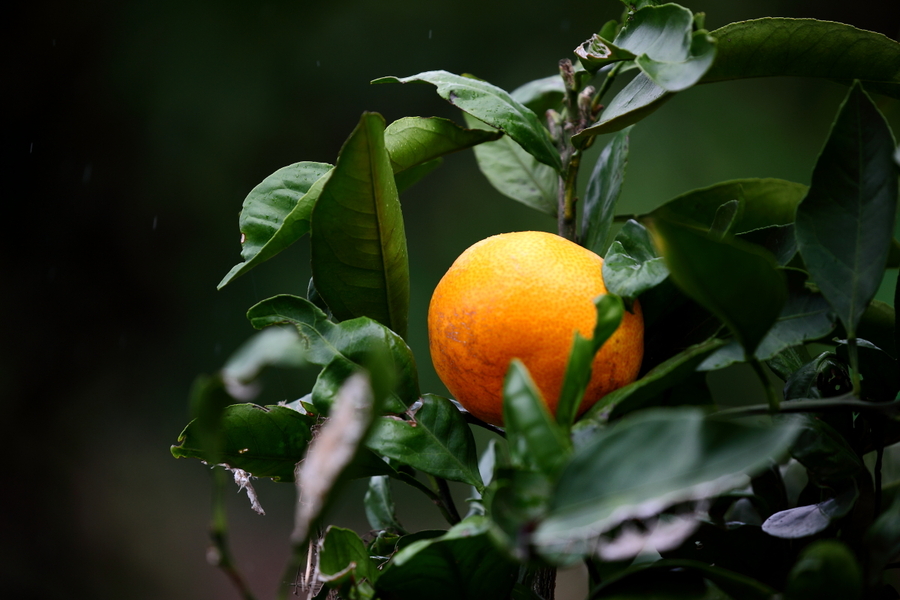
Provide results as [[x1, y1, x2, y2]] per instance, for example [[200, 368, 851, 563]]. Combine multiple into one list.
[[5, 1, 900, 598]]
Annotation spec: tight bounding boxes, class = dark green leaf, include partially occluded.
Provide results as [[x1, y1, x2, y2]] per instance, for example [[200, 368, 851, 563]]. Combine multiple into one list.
[[220, 327, 306, 396], [601, 220, 669, 301], [311, 112, 410, 338], [375, 516, 518, 600], [709, 200, 739, 240], [374, 70, 562, 172], [650, 179, 808, 234], [172, 402, 315, 482], [705, 19, 900, 100], [503, 360, 571, 477], [318, 525, 380, 591], [866, 494, 900, 587], [766, 345, 807, 381], [858, 300, 898, 359], [836, 339, 900, 402], [365, 475, 405, 533], [737, 224, 798, 266], [384, 116, 501, 173], [462, 113, 558, 215], [789, 412, 865, 488], [785, 540, 863, 600], [650, 217, 787, 358], [557, 296, 625, 428], [535, 407, 799, 560], [394, 158, 442, 193], [583, 128, 631, 255], [218, 162, 332, 289], [783, 352, 848, 400], [247, 295, 419, 408], [574, 34, 636, 73], [366, 394, 484, 490], [762, 483, 858, 539], [484, 466, 555, 561], [509, 74, 565, 117], [796, 83, 898, 339], [574, 73, 672, 141]]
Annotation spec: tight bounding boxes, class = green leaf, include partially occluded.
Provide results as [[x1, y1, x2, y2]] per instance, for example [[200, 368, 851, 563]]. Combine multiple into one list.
[[246, 294, 419, 408], [866, 494, 900, 587], [462, 112, 558, 215], [574, 73, 672, 141], [783, 352, 850, 400], [574, 34, 636, 73], [636, 30, 717, 92], [592, 560, 775, 600], [484, 466, 555, 562], [384, 116, 501, 173], [795, 82, 898, 339], [534, 407, 799, 560], [601, 220, 669, 301], [787, 413, 865, 488], [503, 360, 572, 477], [650, 178, 809, 234], [582, 127, 631, 255], [373, 70, 562, 172], [318, 526, 380, 592], [366, 394, 484, 491], [220, 327, 306, 389], [762, 483, 858, 539], [311, 112, 410, 338], [172, 402, 315, 482], [394, 157, 443, 193], [557, 296, 625, 428], [218, 162, 332, 289], [704, 19, 900, 100], [365, 475, 405, 533], [650, 217, 787, 359], [509, 74, 565, 117], [737, 224, 798, 266], [375, 516, 518, 600], [785, 540, 863, 600]]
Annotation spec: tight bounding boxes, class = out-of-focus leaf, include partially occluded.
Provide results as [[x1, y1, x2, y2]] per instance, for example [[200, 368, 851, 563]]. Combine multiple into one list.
[[650, 217, 787, 359], [836, 339, 900, 402], [394, 158, 442, 193], [785, 540, 863, 600], [762, 484, 858, 539], [375, 516, 518, 600], [709, 200, 739, 240], [485, 466, 555, 562], [384, 116, 501, 173], [503, 360, 571, 477], [509, 74, 565, 117], [795, 82, 898, 339], [318, 526, 380, 592], [218, 162, 332, 289], [247, 295, 419, 409], [366, 394, 484, 491], [311, 112, 410, 338], [857, 300, 897, 359], [738, 224, 798, 266], [786, 413, 864, 488], [462, 113, 558, 215], [704, 19, 900, 100], [582, 128, 631, 255], [557, 296, 625, 428], [783, 352, 849, 400], [866, 494, 900, 588], [365, 476, 405, 533], [221, 327, 306, 399], [602, 220, 669, 301], [374, 70, 562, 172], [534, 407, 799, 560]]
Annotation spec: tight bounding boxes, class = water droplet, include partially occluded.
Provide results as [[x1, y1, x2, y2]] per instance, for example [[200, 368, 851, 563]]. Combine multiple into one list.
[[240, 232, 246, 243]]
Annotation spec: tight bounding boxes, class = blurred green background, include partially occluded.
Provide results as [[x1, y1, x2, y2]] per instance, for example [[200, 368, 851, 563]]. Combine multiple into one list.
[[5, 0, 899, 598]]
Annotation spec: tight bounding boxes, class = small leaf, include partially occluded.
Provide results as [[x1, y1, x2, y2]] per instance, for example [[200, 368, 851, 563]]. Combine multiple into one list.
[[374, 70, 562, 172], [650, 217, 787, 359], [785, 540, 863, 600], [365, 475, 405, 533], [462, 113, 558, 215], [221, 327, 306, 394], [366, 394, 484, 490], [311, 112, 410, 338], [218, 162, 332, 289], [574, 34, 636, 73], [318, 525, 380, 589], [601, 220, 669, 301], [709, 200, 740, 239], [795, 82, 898, 340], [783, 352, 850, 400], [582, 127, 631, 255], [484, 466, 555, 562], [384, 116, 501, 173], [762, 484, 858, 539], [503, 360, 572, 477]]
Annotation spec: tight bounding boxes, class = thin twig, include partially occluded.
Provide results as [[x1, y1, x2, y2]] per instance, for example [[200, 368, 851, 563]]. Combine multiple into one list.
[[209, 467, 257, 600], [395, 470, 461, 525], [431, 475, 462, 524]]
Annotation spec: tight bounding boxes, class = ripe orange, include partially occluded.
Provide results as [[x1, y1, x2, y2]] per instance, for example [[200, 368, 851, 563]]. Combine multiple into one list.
[[427, 231, 643, 426]]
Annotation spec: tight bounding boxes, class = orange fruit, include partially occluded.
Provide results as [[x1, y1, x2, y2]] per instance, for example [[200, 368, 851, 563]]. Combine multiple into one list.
[[427, 231, 644, 426]]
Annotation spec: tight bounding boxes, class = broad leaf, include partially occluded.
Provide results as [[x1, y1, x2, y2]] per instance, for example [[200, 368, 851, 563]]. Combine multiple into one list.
[[534, 407, 799, 560], [366, 394, 484, 490], [574, 73, 671, 141], [394, 157, 442, 193], [509, 74, 565, 117], [463, 113, 558, 215], [384, 116, 501, 173], [311, 112, 410, 338], [318, 526, 380, 590], [738, 224, 798, 266], [601, 219, 669, 301], [218, 162, 332, 289], [795, 82, 898, 339], [375, 516, 518, 600], [582, 127, 631, 255], [373, 70, 562, 172], [762, 484, 858, 539], [503, 360, 571, 477], [650, 217, 787, 359]]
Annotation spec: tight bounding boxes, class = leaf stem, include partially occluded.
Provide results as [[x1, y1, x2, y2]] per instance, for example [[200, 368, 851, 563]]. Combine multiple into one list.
[[558, 151, 581, 241], [209, 467, 257, 600], [848, 337, 862, 397], [750, 358, 780, 413], [395, 470, 461, 525], [428, 474, 462, 524], [592, 62, 624, 112]]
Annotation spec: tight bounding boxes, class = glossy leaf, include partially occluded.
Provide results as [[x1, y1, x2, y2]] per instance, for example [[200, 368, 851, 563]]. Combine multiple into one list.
[[503, 360, 571, 477], [636, 30, 717, 92], [556, 295, 625, 428], [246, 294, 419, 407], [574, 73, 671, 140], [384, 116, 501, 173], [366, 394, 484, 491], [375, 516, 518, 600], [534, 407, 799, 559], [704, 19, 900, 100], [218, 162, 332, 289], [650, 217, 787, 359], [582, 127, 631, 255], [601, 219, 669, 301], [318, 526, 380, 592], [172, 402, 315, 482], [365, 475, 405, 533], [762, 484, 858, 539], [462, 113, 558, 215], [311, 112, 410, 338], [795, 82, 898, 339], [374, 70, 562, 172]]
